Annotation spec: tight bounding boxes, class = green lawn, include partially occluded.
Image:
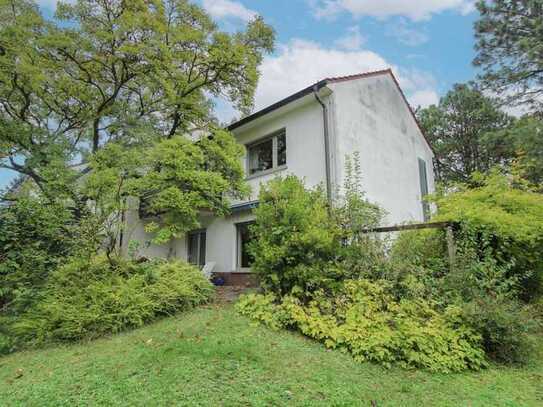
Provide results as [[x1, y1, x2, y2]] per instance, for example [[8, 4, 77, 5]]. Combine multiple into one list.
[[1, 304, 542, 406]]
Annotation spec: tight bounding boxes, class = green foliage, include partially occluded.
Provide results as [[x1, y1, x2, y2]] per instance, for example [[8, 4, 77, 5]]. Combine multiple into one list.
[[461, 297, 537, 365], [248, 175, 341, 295], [131, 130, 249, 243], [249, 157, 385, 296], [491, 116, 543, 190], [474, 0, 543, 109], [0, 331, 13, 355], [244, 169, 540, 369], [237, 280, 487, 373], [0, 0, 274, 244], [387, 229, 450, 302], [417, 83, 513, 184], [0, 198, 76, 313], [334, 153, 388, 279], [433, 170, 543, 301], [235, 293, 291, 330], [12, 256, 213, 344]]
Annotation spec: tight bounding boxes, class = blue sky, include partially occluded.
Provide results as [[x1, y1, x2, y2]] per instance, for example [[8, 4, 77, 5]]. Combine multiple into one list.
[[201, 0, 478, 115], [1, 0, 479, 188]]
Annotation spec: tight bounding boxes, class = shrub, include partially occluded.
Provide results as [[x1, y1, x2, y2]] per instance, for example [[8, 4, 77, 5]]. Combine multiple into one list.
[[249, 171, 385, 296], [461, 297, 536, 365], [0, 198, 76, 313], [248, 176, 341, 295], [237, 280, 487, 373], [244, 170, 541, 369], [235, 293, 291, 330], [12, 256, 214, 344], [0, 331, 13, 356], [433, 171, 543, 301]]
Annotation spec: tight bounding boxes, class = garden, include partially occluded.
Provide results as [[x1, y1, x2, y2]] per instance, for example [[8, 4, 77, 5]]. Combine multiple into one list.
[[1, 0, 543, 405]]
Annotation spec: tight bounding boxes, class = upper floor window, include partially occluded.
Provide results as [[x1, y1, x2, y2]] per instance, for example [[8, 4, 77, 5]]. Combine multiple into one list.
[[247, 129, 286, 176]]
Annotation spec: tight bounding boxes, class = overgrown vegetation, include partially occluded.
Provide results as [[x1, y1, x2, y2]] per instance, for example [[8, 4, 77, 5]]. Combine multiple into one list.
[[238, 161, 542, 372], [237, 281, 487, 373], [0, 0, 272, 353], [3, 256, 213, 352], [0, 199, 76, 314]]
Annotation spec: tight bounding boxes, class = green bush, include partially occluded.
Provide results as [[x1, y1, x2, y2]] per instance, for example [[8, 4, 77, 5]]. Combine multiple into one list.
[[248, 176, 341, 295], [243, 170, 541, 369], [388, 231, 538, 366], [249, 173, 385, 296], [433, 171, 543, 301], [0, 331, 13, 356], [0, 198, 76, 313], [13, 256, 214, 344], [461, 297, 536, 365], [237, 280, 487, 373], [235, 293, 291, 330]]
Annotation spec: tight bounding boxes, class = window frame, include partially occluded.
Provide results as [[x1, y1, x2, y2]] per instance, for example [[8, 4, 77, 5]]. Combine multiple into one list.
[[246, 128, 287, 179], [236, 221, 255, 272], [187, 229, 206, 268], [417, 157, 430, 222]]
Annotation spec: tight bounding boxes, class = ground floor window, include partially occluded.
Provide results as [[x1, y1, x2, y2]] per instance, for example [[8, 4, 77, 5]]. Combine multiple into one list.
[[236, 221, 255, 270], [418, 158, 430, 221], [187, 229, 206, 268]]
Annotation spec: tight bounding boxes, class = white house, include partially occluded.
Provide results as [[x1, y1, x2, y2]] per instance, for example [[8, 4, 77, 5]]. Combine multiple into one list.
[[124, 69, 435, 285]]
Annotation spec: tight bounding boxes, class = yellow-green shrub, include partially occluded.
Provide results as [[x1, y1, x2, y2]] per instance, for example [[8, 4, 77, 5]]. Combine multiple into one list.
[[237, 280, 487, 373], [235, 293, 292, 330], [13, 256, 214, 344]]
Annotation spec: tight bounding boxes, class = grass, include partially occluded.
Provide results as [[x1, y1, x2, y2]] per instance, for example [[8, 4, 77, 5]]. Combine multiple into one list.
[[1, 304, 542, 406]]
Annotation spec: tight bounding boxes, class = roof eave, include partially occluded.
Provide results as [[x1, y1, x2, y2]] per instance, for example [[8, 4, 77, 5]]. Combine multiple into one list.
[[227, 79, 328, 132]]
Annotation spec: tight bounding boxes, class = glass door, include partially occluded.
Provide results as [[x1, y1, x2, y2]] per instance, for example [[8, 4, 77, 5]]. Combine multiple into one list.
[[187, 230, 206, 268]]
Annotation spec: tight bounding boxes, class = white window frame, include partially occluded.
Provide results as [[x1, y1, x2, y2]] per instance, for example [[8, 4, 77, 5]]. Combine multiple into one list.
[[246, 128, 286, 179]]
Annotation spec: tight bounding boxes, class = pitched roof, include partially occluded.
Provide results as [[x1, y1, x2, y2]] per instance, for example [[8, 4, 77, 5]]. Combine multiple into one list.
[[227, 68, 434, 154]]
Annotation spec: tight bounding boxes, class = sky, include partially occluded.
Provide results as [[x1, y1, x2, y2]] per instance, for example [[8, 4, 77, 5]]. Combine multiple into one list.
[[1, 0, 479, 189]]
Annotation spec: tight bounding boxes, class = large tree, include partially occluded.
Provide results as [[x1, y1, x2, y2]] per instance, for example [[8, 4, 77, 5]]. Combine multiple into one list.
[[474, 0, 543, 110], [493, 115, 543, 190], [0, 0, 274, 243], [417, 83, 513, 184]]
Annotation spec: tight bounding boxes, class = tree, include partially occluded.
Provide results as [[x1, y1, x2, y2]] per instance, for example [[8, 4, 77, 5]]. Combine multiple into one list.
[[0, 0, 274, 243], [492, 115, 543, 190], [417, 83, 513, 184], [474, 0, 543, 110]]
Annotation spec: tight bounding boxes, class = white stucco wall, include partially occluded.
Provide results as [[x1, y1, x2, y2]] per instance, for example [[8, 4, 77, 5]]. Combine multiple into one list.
[[328, 74, 435, 225], [125, 73, 435, 275], [231, 98, 327, 203]]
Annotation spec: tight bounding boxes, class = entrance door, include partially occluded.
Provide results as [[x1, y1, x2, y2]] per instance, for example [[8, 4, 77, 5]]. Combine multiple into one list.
[[187, 229, 206, 268]]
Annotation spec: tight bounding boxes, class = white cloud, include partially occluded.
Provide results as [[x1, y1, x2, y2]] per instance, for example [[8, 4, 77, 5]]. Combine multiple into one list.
[[253, 39, 439, 111], [202, 0, 257, 22], [254, 39, 388, 109], [334, 26, 366, 50], [409, 89, 439, 108], [386, 18, 428, 46], [312, 0, 475, 21], [213, 39, 440, 122], [219, 38, 436, 122]]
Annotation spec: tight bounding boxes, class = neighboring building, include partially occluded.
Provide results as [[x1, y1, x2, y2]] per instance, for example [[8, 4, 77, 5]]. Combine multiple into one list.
[[124, 69, 435, 284]]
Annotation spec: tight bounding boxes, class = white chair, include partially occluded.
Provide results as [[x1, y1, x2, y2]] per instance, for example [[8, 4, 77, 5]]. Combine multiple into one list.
[[201, 262, 216, 280]]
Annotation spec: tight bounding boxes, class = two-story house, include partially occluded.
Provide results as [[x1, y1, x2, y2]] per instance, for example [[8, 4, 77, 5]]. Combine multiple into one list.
[[124, 69, 435, 285]]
